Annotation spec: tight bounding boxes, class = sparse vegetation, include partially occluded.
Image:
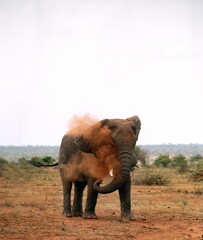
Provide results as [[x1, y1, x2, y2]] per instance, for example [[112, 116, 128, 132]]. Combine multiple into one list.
[[1, 144, 203, 162], [132, 169, 170, 186], [0, 159, 53, 182], [193, 186, 203, 195], [134, 146, 149, 166], [0, 157, 7, 165], [190, 169, 203, 182], [0, 157, 8, 177], [0, 157, 203, 240]]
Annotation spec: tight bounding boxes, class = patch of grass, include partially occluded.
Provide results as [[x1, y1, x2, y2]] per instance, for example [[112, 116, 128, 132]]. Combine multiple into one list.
[[0, 161, 56, 183], [193, 186, 203, 195], [190, 169, 203, 182], [1, 162, 37, 180]]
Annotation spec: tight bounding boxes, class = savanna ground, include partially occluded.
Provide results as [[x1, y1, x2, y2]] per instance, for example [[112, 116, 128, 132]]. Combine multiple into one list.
[[0, 162, 202, 240]]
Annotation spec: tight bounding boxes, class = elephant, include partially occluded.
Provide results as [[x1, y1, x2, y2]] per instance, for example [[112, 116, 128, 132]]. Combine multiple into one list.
[[58, 115, 141, 221]]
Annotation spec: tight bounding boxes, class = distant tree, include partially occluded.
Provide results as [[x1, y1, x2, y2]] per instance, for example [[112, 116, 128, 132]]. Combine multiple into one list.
[[29, 156, 55, 167], [42, 156, 55, 164], [154, 154, 171, 168], [30, 156, 42, 163], [191, 154, 203, 162], [134, 146, 149, 166], [171, 154, 188, 173]]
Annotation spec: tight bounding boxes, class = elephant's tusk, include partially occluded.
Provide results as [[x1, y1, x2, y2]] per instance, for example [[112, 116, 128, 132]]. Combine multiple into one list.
[[109, 169, 114, 177], [135, 164, 141, 169]]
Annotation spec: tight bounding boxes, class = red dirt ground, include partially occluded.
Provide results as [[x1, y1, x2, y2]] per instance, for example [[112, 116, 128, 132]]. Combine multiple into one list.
[[0, 168, 202, 240]]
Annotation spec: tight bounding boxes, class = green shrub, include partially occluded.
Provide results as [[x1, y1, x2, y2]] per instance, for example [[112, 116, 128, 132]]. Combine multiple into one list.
[[190, 154, 203, 162], [18, 157, 29, 165], [171, 155, 188, 173], [0, 157, 7, 165], [41, 156, 55, 164], [196, 159, 203, 170], [30, 156, 55, 166], [154, 154, 171, 168], [190, 155, 203, 169], [133, 170, 170, 186]]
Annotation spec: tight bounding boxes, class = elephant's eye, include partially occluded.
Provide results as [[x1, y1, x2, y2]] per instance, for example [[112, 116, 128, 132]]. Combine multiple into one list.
[[108, 123, 117, 130]]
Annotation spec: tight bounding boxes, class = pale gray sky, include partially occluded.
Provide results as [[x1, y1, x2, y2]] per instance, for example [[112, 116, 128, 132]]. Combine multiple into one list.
[[0, 0, 203, 145]]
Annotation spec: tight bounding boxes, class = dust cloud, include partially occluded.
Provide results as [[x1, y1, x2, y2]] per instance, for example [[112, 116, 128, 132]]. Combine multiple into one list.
[[67, 113, 98, 136], [65, 114, 120, 182]]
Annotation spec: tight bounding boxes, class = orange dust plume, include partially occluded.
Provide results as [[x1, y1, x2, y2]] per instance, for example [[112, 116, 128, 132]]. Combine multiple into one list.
[[64, 114, 121, 181], [67, 114, 98, 136]]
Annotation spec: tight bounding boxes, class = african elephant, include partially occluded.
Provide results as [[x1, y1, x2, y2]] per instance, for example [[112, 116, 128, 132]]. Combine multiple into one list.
[[59, 115, 141, 221]]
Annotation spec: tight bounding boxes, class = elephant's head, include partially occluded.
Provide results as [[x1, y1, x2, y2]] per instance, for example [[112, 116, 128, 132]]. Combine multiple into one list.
[[75, 115, 141, 194]]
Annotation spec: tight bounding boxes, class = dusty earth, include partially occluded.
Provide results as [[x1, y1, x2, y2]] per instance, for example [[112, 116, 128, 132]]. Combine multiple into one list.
[[0, 166, 202, 240]]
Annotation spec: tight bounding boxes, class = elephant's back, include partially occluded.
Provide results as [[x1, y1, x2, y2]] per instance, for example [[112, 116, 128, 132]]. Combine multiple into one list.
[[59, 134, 80, 164]]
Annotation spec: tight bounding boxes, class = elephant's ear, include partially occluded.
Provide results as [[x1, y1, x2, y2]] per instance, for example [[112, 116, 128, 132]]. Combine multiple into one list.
[[74, 136, 93, 153], [100, 118, 109, 127], [100, 118, 116, 129], [126, 115, 141, 136]]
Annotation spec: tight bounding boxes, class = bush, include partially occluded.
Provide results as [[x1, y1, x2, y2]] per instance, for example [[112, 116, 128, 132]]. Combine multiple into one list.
[[133, 169, 170, 186], [41, 156, 55, 164], [0, 157, 7, 165], [154, 154, 171, 168], [29, 156, 56, 167], [134, 146, 149, 166], [171, 155, 188, 173], [190, 154, 203, 162], [190, 170, 203, 182], [196, 159, 203, 170], [18, 157, 29, 165]]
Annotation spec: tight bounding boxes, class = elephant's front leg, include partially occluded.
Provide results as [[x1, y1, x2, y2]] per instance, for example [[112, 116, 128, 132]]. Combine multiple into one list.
[[83, 178, 98, 219], [72, 181, 87, 217], [118, 175, 135, 222]]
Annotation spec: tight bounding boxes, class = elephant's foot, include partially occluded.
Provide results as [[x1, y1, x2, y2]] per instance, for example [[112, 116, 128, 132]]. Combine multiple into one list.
[[72, 203, 83, 217], [72, 210, 83, 217], [83, 211, 97, 219], [62, 210, 72, 218], [120, 213, 136, 222]]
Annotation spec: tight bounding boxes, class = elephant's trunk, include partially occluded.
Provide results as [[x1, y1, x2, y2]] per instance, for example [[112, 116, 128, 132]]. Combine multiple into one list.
[[93, 145, 133, 194]]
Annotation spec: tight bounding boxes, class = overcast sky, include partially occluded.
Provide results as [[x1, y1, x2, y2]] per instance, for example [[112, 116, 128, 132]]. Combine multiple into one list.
[[0, 0, 203, 146]]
